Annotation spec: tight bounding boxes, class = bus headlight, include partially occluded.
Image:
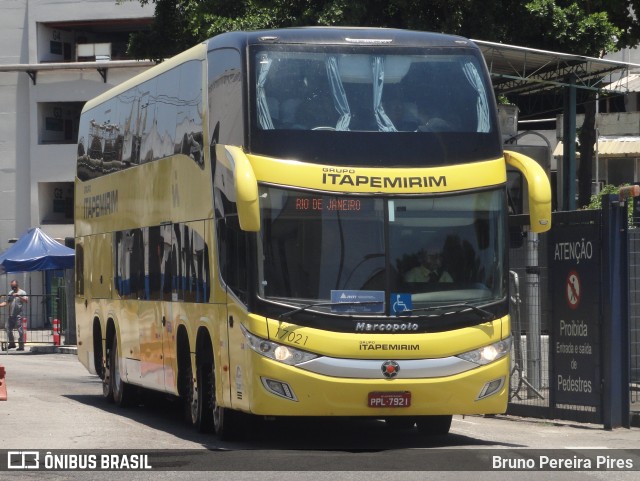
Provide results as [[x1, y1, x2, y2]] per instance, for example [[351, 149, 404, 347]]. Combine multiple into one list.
[[241, 325, 318, 366], [456, 337, 512, 365]]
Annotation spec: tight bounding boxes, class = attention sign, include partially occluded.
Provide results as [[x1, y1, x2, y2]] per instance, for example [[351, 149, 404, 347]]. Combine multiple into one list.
[[549, 223, 600, 406]]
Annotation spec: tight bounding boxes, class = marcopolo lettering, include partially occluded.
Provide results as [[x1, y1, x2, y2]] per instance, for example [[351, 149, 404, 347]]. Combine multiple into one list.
[[355, 322, 419, 332], [322, 173, 447, 189]]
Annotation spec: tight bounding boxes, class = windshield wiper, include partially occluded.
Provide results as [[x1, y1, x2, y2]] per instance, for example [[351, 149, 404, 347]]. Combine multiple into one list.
[[278, 301, 384, 320], [399, 302, 495, 321]]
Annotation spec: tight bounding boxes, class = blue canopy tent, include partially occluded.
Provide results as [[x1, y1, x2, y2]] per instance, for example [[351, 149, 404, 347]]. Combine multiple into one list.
[[0, 227, 74, 274], [0, 228, 75, 336]]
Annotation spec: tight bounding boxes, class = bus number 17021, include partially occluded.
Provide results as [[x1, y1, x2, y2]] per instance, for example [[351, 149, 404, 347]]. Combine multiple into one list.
[[275, 327, 309, 346]]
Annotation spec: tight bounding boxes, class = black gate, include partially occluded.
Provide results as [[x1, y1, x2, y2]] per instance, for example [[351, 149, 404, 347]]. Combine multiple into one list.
[[627, 230, 640, 424]]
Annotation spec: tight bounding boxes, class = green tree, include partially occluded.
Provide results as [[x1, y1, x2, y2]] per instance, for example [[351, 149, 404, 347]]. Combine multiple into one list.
[[586, 183, 634, 226], [126, 1, 640, 59]]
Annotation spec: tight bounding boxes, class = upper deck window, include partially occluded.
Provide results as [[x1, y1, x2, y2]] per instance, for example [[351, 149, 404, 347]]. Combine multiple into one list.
[[248, 45, 501, 167], [254, 49, 491, 133]]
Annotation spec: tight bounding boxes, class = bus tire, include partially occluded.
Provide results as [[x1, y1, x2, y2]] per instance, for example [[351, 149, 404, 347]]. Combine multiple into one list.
[[211, 368, 245, 441], [110, 335, 136, 407], [213, 405, 244, 441], [183, 361, 197, 426], [102, 349, 114, 403], [195, 363, 214, 433], [416, 415, 452, 436]]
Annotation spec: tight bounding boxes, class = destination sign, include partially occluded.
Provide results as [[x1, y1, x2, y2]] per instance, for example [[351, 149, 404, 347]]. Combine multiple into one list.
[[294, 197, 362, 212]]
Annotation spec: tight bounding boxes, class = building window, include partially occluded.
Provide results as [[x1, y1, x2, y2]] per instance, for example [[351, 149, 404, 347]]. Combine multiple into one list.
[[38, 20, 152, 63], [38, 102, 83, 144], [39, 182, 74, 225]]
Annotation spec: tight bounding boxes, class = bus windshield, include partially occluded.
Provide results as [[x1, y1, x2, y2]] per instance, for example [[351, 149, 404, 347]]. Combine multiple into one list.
[[249, 45, 501, 166], [257, 186, 506, 318]]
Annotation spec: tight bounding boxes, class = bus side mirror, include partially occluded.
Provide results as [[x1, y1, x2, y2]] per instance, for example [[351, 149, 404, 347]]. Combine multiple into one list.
[[504, 150, 551, 233], [225, 146, 261, 232]]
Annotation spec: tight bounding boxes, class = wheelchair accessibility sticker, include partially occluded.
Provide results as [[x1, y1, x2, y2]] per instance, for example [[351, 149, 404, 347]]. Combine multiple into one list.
[[391, 293, 412, 314]]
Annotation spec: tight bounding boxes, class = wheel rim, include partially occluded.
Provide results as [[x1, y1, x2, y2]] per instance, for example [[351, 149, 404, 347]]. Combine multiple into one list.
[[102, 361, 111, 398]]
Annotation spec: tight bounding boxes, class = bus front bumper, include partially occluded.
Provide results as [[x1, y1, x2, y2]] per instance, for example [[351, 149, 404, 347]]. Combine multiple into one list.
[[234, 353, 510, 417]]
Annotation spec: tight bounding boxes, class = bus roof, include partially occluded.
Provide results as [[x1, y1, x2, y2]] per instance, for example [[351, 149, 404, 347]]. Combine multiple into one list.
[[81, 42, 207, 113], [206, 27, 475, 51]]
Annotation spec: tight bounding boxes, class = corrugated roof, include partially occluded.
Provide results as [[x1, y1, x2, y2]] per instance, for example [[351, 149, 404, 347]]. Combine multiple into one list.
[[553, 137, 640, 157], [474, 40, 637, 95]]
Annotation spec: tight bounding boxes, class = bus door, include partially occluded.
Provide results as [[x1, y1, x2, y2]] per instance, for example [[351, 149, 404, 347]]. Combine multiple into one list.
[[158, 223, 177, 392], [215, 210, 251, 411], [225, 297, 249, 411]]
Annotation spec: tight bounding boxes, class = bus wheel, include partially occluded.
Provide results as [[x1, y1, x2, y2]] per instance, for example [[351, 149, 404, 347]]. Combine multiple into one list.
[[102, 352, 114, 402], [195, 363, 214, 432], [212, 378, 243, 441], [213, 404, 242, 441], [416, 415, 452, 436], [183, 362, 198, 426], [110, 336, 136, 407]]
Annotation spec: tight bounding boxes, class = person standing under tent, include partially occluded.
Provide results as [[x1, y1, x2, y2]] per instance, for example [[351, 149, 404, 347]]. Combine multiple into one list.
[[1, 280, 28, 351]]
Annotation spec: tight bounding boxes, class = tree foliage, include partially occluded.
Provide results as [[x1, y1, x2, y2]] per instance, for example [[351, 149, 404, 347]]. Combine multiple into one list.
[[126, 1, 640, 209], [126, 1, 640, 60], [586, 183, 634, 226]]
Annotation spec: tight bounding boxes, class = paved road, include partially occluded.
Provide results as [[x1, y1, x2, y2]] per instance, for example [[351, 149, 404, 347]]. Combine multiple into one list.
[[1, 349, 639, 481]]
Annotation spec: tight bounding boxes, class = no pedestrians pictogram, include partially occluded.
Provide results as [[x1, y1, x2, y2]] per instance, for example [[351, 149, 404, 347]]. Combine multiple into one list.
[[566, 270, 581, 310]]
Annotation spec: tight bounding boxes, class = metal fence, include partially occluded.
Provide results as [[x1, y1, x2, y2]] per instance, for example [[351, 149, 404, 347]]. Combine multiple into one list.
[[0, 290, 68, 349], [508, 220, 552, 416]]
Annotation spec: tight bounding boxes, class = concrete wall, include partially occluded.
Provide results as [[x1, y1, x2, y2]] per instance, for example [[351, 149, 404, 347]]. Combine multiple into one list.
[[557, 112, 640, 138], [0, 0, 154, 251]]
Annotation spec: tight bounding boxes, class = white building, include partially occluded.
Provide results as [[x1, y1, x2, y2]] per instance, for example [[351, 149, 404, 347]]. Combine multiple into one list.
[[0, 0, 154, 301], [0, 0, 154, 244]]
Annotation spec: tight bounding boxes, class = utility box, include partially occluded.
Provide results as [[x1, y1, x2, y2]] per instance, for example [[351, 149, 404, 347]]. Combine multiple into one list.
[[498, 104, 518, 139]]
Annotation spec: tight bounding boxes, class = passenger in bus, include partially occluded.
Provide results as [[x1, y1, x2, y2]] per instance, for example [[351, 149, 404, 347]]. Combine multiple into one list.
[[404, 247, 453, 283]]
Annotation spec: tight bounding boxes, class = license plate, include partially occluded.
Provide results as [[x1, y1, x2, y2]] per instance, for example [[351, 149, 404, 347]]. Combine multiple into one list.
[[367, 391, 411, 408]]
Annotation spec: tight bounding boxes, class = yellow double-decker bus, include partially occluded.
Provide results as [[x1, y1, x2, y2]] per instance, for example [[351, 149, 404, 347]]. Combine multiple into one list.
[[75, 28, 551, 439]]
